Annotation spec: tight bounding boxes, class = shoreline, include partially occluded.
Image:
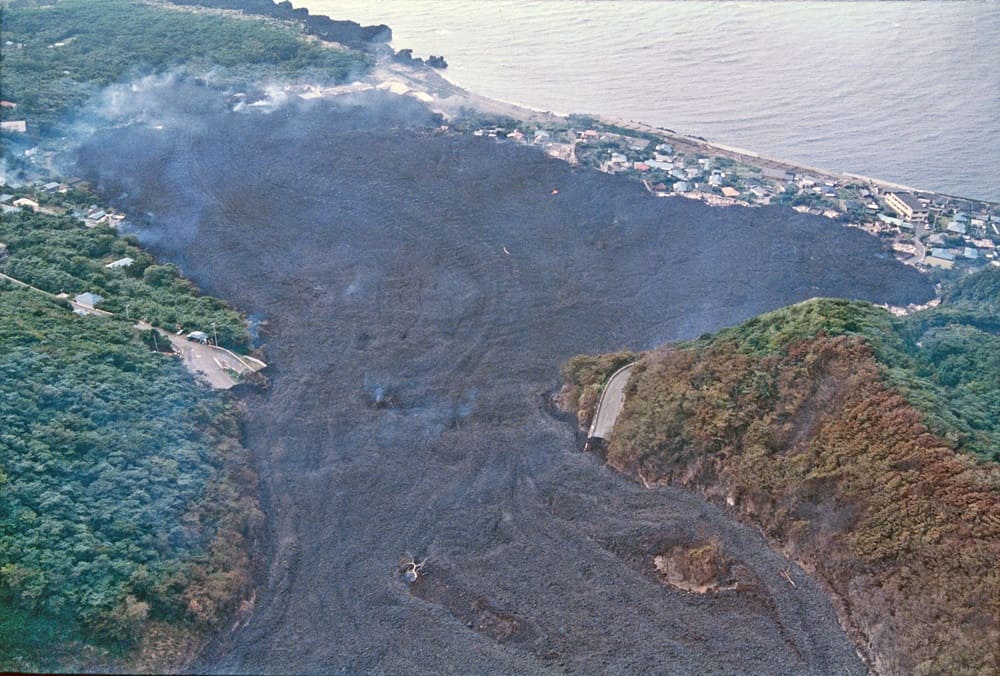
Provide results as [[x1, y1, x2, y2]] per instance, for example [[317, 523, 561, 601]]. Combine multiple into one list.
[[377, 61, 997, 208]]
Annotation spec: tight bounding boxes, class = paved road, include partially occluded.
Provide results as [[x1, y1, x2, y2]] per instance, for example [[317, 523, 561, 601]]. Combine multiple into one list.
[[588, 363, 636, 439], [1, 273, 266, 390], [136, 321, 261, 390]]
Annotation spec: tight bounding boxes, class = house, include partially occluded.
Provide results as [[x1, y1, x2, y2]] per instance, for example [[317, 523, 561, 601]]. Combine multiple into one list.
[[0, 120, 27, 133], [762, 167, 792, 181], [12, 197, 38, 211], [74, 292, 104, 308], [946, 220, 968, 235], [532, 130, 551, 144], [85, 210, 108, 227], [673, 181, 690, 193], [105, 257, 135, 269], [40, 181, 61, 193], [963, 247, 979, 260], [927, 233, 946, 246], [885, 192, 928, 221], [924, 248, 955, 269], [721, 186, 740, 198], [633, 162, 650, 172], [626, 137, 650, 151]]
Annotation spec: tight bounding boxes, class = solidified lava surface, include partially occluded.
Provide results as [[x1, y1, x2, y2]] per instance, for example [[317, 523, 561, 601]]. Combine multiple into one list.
[[76, 89, 932, 674]]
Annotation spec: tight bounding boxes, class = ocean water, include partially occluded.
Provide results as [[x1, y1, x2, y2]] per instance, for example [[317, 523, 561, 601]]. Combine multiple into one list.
[[307, 0, 1000, 202]]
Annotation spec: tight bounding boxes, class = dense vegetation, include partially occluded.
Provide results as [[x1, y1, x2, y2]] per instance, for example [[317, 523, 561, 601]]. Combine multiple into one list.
[[0, 206, 261, 671], [0, 189, 249, 350], [0, 0, 371, 133], [562, 268, 1000, 674]]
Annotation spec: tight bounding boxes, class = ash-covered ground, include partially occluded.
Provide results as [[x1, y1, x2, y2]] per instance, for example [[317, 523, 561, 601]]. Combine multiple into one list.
[[76, 88, 932, 674]]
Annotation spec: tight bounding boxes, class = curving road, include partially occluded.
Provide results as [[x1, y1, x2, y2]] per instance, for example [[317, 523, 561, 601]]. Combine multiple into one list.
[[588, 363, 635, 440]]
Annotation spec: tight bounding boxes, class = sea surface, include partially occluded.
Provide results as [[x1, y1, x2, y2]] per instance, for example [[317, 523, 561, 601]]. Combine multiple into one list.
[[308, 0, 1000, 202]]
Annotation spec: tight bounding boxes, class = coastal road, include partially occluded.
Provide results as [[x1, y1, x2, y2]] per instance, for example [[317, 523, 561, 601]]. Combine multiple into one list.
[[589, 363, 635, 439]]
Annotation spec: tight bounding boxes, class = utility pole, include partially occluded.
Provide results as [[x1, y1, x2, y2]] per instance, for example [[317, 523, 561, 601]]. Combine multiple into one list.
[[212, 322, 218, 346]]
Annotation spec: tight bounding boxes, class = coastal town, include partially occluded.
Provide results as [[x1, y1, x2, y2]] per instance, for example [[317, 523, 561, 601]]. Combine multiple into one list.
[[461, 115, 1000, 279], [3, 73, 998, 289]]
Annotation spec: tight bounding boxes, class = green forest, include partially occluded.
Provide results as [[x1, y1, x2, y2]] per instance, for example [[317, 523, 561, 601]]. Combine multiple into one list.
[[0, 189, 249, 350], [0, 202, 261, 671], [699, 268, 1000, 462], [0, 0, 371, 133], [562, 267, 1000, 674]]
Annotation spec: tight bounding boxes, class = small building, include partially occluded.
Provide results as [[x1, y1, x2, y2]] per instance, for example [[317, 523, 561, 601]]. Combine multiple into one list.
[[0, 120, 27, 133], [626, 137, 650, 151], [40, 182, 61, 193], [963, 247, 979, 260], [885, 192, 928, 221], [946, 220, 968, 235], [673, 181, 690, 193], [104, 257, 135, 269], [12, 197, 38, 211], [925, 248, 956, 269], [0, 100, 17, 108], [762, 166, 792, 181], [84, 210, 108, 227], [721, 186, 740, 198], [74, 292, 104, 308], [187, 331, 209, 344], [633, 161, 650, 172]]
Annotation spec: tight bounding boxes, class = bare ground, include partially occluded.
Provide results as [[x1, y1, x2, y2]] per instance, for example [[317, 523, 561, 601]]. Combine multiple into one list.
[[73, 88, 933, 673]]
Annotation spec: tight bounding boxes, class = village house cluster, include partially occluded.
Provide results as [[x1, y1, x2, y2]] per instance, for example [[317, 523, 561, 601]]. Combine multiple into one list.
[[0, 180, 126, 228], [470, 120, 1000, 277]]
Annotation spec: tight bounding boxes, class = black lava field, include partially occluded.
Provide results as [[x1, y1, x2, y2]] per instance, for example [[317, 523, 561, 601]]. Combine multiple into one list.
[[76, 90, 932, 674]]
